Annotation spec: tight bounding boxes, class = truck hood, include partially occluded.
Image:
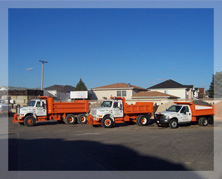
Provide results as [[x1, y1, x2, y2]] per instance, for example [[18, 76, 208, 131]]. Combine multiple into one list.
[[90, 107, 111, 115], [156, 111, 178, 116], [20, 106, 34, 112], [91, 107, 110, 112]]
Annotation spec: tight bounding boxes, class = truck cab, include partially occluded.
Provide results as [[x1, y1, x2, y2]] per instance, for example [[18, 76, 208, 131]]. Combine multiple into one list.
[[90, 98, 124, 121], [155, 104, 192, 128], [16, 98, 47, 120]]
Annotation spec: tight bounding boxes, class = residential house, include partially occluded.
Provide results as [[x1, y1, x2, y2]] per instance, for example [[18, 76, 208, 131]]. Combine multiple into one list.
[[90, 83, 147, 100], [148, 79, 197, 100], [198, 88, 205, 98], [44, 85, 75, 100]]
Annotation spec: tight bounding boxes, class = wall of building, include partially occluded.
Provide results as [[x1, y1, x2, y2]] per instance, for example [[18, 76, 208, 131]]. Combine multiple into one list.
[[10, 95, 28, 107], [149, 88, 187, 99], [91, 89, 134, 100]]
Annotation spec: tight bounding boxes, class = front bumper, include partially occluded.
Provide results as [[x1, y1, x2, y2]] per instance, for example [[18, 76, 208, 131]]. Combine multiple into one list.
[[87, 114, 101, 125], [155, 118, 170, 124], [13, 113, 24, 123], [155, 114, 170, 124]]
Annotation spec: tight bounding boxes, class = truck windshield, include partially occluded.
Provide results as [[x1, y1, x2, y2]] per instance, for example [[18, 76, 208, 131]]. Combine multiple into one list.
[[27, 101, 36, 107], [101, 101, 113, 107], [167, 105, 182, 112]]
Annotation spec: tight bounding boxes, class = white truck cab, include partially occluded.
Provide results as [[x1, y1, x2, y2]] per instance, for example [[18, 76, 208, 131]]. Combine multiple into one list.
[[0, 102, 11, 116], [155, 104, 192, 128], [90, 99, 123, 121], [17, 99, 47, 119]]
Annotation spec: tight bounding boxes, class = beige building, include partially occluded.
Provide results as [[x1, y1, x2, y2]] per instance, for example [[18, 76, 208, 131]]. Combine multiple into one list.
[[9, 89, 43, 107], [90, 83, 147, 100]]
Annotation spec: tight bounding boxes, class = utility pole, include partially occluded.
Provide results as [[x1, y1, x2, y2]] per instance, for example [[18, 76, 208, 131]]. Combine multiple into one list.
[[39, 60, 48, 90]]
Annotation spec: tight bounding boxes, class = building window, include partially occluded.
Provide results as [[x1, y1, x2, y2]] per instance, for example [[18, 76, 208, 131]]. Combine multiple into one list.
[[117, 91, 126, 97], [117, 91, 121, 96], [122, 91, 126, 96]]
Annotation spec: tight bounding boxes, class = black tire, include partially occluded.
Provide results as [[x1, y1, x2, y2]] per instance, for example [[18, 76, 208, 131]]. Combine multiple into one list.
[[198, 117, 204, 126], [202, 117, 208, 126], [77, 114, 87, 124], [64, 114, 77, 125], [138, 115, 150, 126], [169, 119, 178, 129], [102, 116, 114, 128], [136, 115, 143, 126], [24, 115, 36, 127]]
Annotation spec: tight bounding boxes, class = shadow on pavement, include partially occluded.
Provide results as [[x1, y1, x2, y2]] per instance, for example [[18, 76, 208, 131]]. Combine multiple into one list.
[[8, 137, 202, 174]]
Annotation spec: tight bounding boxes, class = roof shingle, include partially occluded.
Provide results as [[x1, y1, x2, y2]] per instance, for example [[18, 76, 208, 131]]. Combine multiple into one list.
[[45, 85, 75, 92], [133, 91, 179, 99], [148, 79, 193, 89], [93, 83, 146, 90]]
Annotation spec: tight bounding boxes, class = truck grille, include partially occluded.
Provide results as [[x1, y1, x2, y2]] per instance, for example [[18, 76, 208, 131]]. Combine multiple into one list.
[[2, 106, 9, 112], [91, 109, 97, 116], [155, 114, 165, 120]]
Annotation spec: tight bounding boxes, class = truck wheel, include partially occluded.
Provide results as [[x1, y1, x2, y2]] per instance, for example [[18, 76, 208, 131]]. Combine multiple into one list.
[[102, 116, 114, 128], [24, 116, 36, 127], [64, 114, 77, 125], [136, 115, 143, 126], [77, 114, 87, 124], [202, 117, 208, 126], [138, 115, 150, 126], [169, 119, 178, 129], [198, 117, 204, 126]]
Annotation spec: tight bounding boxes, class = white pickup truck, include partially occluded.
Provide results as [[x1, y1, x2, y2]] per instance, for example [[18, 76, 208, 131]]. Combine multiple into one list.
[[155, 101, 214, 129], [0, 101, 11, 116]]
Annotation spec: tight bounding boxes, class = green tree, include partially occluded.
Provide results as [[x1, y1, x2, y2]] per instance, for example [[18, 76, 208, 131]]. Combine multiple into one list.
[[214, 72, 222, 98], [75, 78, 88, 91], [208, 74, 214, 98]]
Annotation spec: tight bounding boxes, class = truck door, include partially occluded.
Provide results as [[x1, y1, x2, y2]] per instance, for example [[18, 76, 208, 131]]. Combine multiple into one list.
[[113, 100, 124, 118], [35, 100, 47, 116], [178, 106, 192, 122]]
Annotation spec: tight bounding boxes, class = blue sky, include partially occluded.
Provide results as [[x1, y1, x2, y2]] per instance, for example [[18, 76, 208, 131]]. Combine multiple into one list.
[[8, 8, 214, 89]]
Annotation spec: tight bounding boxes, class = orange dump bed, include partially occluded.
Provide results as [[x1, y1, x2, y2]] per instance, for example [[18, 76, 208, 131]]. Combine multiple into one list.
[[39, 96, 89, 114], [50, 101, 89, 114], [124, 102, 153, 115], [174, 102, 214, 117]]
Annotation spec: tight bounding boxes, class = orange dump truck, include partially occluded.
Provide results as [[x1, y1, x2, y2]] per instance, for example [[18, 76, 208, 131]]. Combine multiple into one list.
[[155, 101, 214, 129], [13, 96, 89, 127], [87, 97, 153, 128]]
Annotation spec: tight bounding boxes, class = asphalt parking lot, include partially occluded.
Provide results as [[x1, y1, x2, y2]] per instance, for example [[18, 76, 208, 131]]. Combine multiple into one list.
[[8, 117, 214, 171]]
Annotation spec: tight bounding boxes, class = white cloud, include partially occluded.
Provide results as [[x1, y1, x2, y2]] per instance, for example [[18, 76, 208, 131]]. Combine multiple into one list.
[[157, 78, 164, 81], [26, 68, 33, 71]]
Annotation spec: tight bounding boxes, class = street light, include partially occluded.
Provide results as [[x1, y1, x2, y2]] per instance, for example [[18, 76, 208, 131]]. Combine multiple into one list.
[[39, 60, 48, 90]]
